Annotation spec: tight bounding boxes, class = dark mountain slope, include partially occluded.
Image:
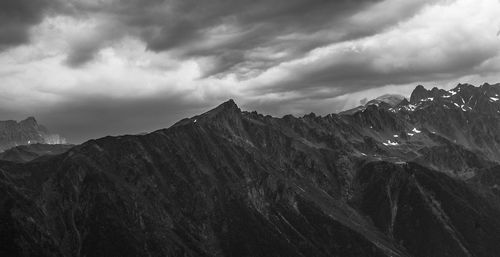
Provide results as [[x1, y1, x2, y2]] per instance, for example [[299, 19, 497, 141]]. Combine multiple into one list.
[[0, 102, 409, 257], [353, 161, 500, 257], [2, 84, 500, 256], [0, 144, 74, 163]]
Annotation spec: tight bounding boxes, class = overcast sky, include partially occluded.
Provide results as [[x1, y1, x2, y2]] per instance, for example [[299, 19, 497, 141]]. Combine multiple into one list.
[[1, 0, 500, 143]]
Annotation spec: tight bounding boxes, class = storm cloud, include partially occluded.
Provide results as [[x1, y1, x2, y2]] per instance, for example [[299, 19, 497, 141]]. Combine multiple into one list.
[[0, 0, 499, 143], [60, 0, 392, 73], [0, 0, 52, 49]]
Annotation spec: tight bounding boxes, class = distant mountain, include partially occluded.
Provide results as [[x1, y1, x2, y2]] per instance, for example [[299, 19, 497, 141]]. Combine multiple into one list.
[[341, 94, 405, 115], [0, 143, 74, 163], [0, 117, 66, 151], [370, 94, 406, 106], [2, 84, 500, 257]]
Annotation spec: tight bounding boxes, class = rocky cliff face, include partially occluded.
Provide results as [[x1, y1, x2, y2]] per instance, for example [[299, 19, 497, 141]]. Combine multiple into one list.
[[0, 117, 66, 151], [1, 84, 500, 257]]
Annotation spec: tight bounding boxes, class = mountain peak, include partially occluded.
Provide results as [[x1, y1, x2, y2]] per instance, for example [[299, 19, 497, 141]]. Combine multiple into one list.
[[397, 98, 410, 106], [453, 83, 475, 92], [20, 116, 38, 126], [0, 117, 66, 151], [24, 116, 36, 122], [218, 99, 238, 110], [410, 85, 429, 103], [205, 99, 241, 117], [172, 99, 242, 128]]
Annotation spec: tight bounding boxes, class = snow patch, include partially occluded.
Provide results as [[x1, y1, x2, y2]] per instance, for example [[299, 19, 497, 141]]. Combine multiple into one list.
[[407, 133, 414, 136], [406, 104, 416, 111], [412, 128, 421, 133], [490, 97, 499, 102], [393, 135, 399, 138], [383, 140, 399, 146]]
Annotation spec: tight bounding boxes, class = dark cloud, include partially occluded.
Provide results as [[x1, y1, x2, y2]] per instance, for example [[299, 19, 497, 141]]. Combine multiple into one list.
[[64, 23, 123, 68], [1, 0, 430, 77], [249, 29, 500, 100], [0, 0, 51, 49], [61, 0, 400, 73], [65, 39, 102, 67], [134, 0, 386, 76], [0, 0, 73, 50]]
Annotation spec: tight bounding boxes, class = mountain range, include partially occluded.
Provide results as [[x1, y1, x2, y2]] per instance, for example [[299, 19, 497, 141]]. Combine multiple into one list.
[[2, 83, 500, 257]]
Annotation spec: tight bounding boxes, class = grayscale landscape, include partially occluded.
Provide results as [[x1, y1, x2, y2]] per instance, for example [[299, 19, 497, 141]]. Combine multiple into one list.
[[1, 0, 500, 256]]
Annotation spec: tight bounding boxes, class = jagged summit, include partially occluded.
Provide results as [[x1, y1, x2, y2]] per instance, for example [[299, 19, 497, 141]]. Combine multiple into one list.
[[397, 98, 410, 107], [409, 85, 450, 104], [402, 82, 500, 114], [454, 82, 475, 90], [193, 99, 241, 120], [342, 83, 500, 116], [0, 116, 66, 151], [205, 99, 240, 115], [409, 84, 427, 103], [20, 116, 38, 126], [172, 99, 242, 128]]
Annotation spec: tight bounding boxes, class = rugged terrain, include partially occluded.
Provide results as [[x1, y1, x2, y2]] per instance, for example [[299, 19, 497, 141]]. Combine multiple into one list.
[[0, 117, 66, 151], [2, 83, 500, 257]]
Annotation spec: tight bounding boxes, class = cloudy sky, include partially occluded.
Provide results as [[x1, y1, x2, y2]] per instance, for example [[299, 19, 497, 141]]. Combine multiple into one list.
[[1, 0, 500, 143]]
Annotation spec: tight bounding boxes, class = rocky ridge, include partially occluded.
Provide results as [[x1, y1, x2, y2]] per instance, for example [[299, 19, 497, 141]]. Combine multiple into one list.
[[1, 84, 500, 257]]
